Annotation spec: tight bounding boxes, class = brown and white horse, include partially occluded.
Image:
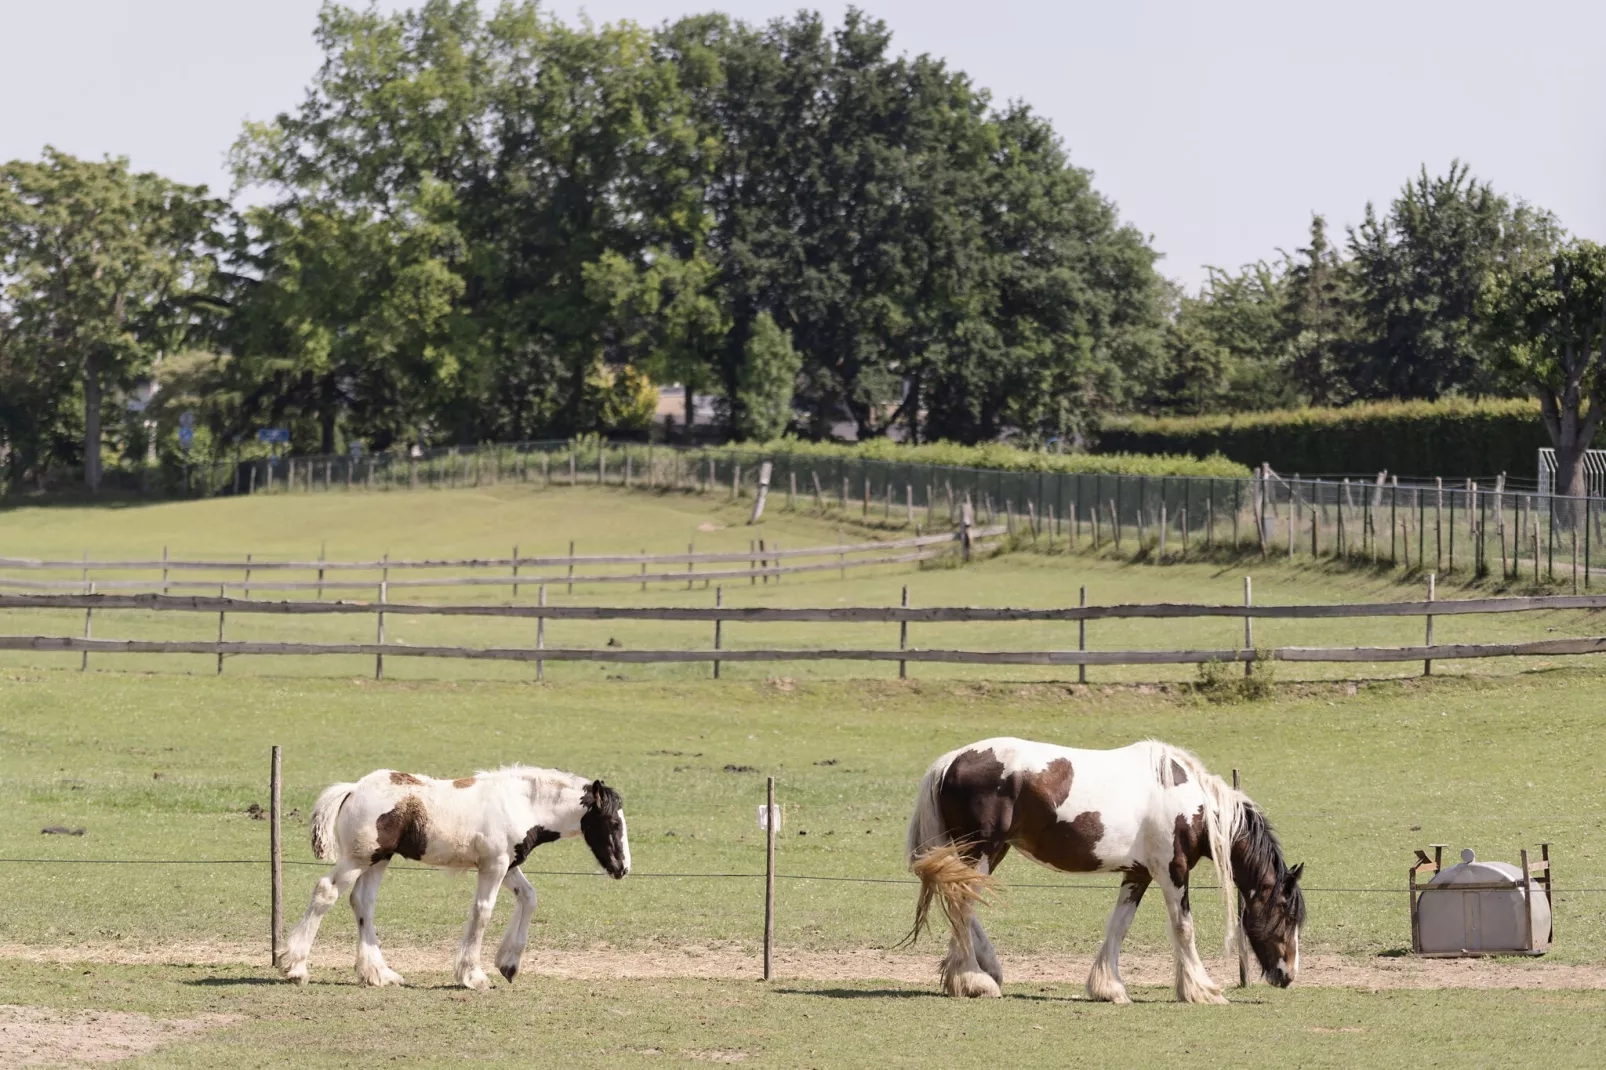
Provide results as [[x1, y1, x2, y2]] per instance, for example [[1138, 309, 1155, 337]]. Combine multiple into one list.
[[281, 765, 629, 989], [903, 737, 1304, 1003]]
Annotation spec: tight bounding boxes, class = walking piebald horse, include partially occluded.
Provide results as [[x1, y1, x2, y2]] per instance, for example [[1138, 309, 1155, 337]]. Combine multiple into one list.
[[281, 765, 629, 989], [903, 737, 1304, 1003]]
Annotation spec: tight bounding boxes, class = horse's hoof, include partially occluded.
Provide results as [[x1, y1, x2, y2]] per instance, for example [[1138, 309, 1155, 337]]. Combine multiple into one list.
[[498, 964, 518, 982], [381, 969, 406, 987], [944, 971, 1001, 999], [458, 969, 491, 991], [284, 964, 309, 986]]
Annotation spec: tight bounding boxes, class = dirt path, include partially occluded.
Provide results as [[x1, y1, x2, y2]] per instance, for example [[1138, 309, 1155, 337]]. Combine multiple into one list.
[[4, 942, 1604, 991], [0, 1005, 236, 1068]]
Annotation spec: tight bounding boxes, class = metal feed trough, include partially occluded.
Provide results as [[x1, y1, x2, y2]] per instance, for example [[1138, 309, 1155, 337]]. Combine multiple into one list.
[[1409, 843, 1553, 957]]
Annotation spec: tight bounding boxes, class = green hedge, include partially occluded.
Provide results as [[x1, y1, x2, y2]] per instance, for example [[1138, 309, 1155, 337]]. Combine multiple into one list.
[[1096, 399, 1548, 480], [742, 437, 1250, 478]]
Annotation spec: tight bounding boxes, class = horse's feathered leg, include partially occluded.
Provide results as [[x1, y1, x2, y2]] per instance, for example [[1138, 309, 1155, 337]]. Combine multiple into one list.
[[1159, 875, 1227, 1004], [455, 857, 508, 989], [351, 860, 404, 987], [282, 859, 363, 985], [495, 867, 538, 982], [1087, 867, 1151, 1003]]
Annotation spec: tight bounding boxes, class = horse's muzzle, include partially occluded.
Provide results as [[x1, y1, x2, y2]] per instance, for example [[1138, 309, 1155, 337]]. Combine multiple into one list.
[[1264, 966, 1293, 988]]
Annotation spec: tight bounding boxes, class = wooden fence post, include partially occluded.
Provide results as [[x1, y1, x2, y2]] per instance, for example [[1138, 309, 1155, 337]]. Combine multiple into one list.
[[687, 543, 695, 590], [376, 554, 389, 681], [243, 553, 253, 600], [1243, 576, 1253, 677], [1424, 573, 1435, 677], [713, 586, 723, 680], [642, 549, 649, 592], [271, 745, 283, 968], [789, 472, 797, 511], [217, 584, 226, 675], [536, 585, 546, 682], [961, 500, 974, 563], [733, 463, 741, 500], [763, 776, 776, 982], [317, 542, 326, 601], [906, 484, 914, 526], [1078, 586, 1088, 685], [512, 545, 520, 598], [750, 462, 773, 524], [80, 580, 94, 672], [568, 540, 575, 595], [162, 545, 170, 595], [899, 585, 909, 680], [1435, 478, 1444, 572]]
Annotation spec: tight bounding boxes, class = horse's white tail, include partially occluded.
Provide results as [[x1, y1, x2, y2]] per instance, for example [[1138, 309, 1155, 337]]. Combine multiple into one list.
[[309, 782, 356, 861], [1164, 747, 1244, 957]]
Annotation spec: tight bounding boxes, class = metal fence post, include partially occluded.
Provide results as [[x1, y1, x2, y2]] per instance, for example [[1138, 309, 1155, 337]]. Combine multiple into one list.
[[899, 585, 909, 680], [1243, 576, 1253, 677], [1424, 573, 1435, 677], [1078, 586, 1088, 685], [713, 586, 723, 680]]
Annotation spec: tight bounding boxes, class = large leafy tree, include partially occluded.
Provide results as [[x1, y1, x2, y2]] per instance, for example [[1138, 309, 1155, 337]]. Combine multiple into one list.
[[1346, 161, 1554, 400], [1483, 240, 1606, 505], [0, 149, 222, 489]]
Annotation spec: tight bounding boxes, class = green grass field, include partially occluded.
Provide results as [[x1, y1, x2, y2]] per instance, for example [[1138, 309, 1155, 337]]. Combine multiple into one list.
[[3, 486, 1605, 1066]]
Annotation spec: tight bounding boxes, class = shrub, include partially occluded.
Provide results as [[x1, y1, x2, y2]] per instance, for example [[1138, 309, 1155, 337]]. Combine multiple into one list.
[[1097, 398, 1545, 480], [736, 437, 1250, 478]]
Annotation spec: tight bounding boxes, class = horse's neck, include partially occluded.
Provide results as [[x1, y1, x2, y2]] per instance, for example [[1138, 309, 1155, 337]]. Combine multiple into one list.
[[513, 770, 586, 829]]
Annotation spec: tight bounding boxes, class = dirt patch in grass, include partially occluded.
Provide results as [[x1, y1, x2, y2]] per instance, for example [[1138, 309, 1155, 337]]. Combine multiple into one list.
[[4, 942, 1604, 992], [0, 1004, 236, 1067]]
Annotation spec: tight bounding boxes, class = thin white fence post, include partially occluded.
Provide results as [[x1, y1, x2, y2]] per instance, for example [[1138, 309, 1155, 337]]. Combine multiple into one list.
[[763, 776, 776, 982], [1233, 767, 1245, 988], [271, 745, 283, 968]]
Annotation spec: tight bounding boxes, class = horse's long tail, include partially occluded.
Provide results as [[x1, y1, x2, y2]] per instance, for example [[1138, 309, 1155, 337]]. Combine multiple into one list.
[[898, 757, 998, 957], [309, 782, 356, 861], [1164, 746, 1244, 956]]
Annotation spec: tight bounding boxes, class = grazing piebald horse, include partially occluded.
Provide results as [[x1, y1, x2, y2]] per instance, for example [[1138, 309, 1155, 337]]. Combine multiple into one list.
[[281, 766, 630, 989], [904, 737, 1304, 1003]]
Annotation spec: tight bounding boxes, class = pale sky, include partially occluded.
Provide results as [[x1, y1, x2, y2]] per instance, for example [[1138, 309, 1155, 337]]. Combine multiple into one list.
[[3, 0, 1601, 290]]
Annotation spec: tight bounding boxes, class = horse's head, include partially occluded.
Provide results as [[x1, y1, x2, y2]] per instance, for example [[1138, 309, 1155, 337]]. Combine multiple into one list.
[[1232, 803, 1304, 988], [579, 779, 630, 879], [1241, 860, 1305, 987]]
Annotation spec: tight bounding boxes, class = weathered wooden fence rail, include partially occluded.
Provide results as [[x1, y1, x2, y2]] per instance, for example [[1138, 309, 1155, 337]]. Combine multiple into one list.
[[10, 590, 1606, 621], [0, 528, 1005, 595]]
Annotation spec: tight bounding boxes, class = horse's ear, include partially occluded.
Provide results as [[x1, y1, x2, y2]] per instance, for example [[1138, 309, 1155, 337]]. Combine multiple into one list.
[[1285, 863, 1305, 886]]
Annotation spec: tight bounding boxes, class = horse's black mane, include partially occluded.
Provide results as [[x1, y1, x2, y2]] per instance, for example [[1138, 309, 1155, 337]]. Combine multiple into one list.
[[582, 779, 623, 817], [1236, 802, 1306, 924]]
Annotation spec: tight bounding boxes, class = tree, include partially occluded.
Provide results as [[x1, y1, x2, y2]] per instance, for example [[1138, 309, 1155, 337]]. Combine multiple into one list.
[[1346, 162, 1553, 400], [735, 312, 800, 439], [1483, 240, 1606, 506], [0, 149, 221, 489], [1280, 215, 1357, 405]]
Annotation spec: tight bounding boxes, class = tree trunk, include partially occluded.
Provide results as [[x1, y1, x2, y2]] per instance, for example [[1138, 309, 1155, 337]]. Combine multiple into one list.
[[320, 387, 337, 456], [83, 352, 103, 492], [1539, 377, 1599, 530]]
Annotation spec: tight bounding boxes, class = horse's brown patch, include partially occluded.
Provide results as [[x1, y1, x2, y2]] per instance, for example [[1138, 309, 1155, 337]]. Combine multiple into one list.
[[1169, 805, 1209, 904], [373, 795, 430, 863], [389, 771, 424, 786], [1029, 758, 1074, 808], [1169, 759, 1188, 786], [1023, 810, 1105, 872], [936, 747, 1011, 869], [452, 776, 476, 788]]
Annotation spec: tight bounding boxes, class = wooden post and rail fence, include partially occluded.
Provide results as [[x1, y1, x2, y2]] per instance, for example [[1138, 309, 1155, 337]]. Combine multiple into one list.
[[6, 586, 1606, 680]]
